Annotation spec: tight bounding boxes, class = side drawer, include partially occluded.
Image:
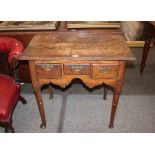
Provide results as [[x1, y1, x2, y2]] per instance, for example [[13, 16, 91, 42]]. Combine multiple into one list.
[[35, 63, 62, 79], [64, 64, 90, 75], [92, 64, 119, 79]]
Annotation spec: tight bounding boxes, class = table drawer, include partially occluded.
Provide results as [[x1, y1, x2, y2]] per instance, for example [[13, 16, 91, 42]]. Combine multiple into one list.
[[35, 63, 62, 79], [92, 64, 119, 79], [64, 64, 90, 75]]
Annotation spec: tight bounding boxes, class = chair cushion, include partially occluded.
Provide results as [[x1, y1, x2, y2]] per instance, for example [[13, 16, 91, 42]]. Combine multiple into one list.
[[0, 74, 20, 122]]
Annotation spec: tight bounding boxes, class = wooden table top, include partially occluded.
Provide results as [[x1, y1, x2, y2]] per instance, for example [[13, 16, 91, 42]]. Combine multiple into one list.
[[20, 33, 136, 61]]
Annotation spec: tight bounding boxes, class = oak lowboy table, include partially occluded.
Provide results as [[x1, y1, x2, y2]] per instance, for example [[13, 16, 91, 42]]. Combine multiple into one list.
[[20, 33, 135, 129]]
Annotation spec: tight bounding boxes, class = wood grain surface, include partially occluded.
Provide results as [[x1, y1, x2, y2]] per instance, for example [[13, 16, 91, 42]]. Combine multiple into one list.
[[20, 33, 135, 61]]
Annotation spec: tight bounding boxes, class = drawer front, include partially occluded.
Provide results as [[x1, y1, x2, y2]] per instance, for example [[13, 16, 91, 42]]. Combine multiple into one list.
[[64, 64, 90, 75], [92, 64, 119, 79], [35, 63, 62, 79]]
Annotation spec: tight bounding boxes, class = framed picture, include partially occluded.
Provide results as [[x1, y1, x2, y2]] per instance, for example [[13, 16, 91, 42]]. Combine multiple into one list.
[[0, 21, 59, 31], [67, 21, 120, 28]]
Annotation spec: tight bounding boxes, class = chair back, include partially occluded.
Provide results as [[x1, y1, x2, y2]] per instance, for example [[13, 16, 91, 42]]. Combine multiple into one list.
[[0, 37, 24, 65]]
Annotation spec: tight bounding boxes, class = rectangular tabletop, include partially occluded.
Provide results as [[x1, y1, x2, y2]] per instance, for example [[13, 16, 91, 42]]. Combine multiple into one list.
[[20, 33, 136, 61]]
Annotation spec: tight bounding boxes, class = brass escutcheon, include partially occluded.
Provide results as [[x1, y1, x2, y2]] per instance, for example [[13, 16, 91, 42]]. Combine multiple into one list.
[[40, 64, 54, 71], [71, 65, 83, 72], [100, 66, 111, 73]]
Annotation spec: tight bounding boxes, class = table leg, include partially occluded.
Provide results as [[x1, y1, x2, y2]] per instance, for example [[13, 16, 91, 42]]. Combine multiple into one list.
[[140, 33, 152, 75], [33, 83, 46, 129], [103, 84, 107, 100], [48, 83, 53, 100], [109, 81, 123, 128]]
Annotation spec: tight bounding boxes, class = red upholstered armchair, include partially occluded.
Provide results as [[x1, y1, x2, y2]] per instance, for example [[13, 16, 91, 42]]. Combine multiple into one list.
[[0, 37, 26, 133]]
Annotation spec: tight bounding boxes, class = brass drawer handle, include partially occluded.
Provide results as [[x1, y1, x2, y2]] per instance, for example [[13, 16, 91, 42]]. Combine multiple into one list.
[[39, 64, 54, 71], [71, 65, 83, 72], [100, 66, 111, 73]]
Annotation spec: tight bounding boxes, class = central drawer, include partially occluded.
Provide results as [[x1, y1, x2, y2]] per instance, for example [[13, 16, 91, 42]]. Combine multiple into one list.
[[64, 64, 90, 75]]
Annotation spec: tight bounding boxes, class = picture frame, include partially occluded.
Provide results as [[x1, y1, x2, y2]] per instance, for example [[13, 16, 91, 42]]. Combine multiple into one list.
[[0, 21, 59, 31], [67, 21, 120, 28]]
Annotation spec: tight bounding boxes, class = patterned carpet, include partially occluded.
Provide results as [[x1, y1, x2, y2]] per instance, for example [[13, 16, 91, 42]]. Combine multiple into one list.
[[4, 94, 153, 133]]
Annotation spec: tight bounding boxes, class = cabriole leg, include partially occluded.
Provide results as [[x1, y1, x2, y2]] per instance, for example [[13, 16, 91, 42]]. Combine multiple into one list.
[[33, 83, 46, 129]]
